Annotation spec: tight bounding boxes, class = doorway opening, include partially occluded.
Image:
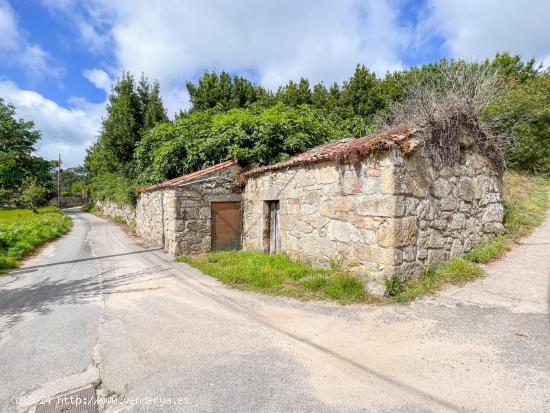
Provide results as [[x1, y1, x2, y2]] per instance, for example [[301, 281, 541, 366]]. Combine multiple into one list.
[[265, 200, 280, 253]]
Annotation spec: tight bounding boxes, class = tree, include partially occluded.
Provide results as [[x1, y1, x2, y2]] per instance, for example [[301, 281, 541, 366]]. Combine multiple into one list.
[[100, 72, 142, 169], [340, 64, 386, 119], [489, 52, 540, 83], [488, 74, 550, 173], [143, 81, 168, 131], [0, 98, 53, 205], [311, 83, 328, 109], [21, 178, 50, 211]]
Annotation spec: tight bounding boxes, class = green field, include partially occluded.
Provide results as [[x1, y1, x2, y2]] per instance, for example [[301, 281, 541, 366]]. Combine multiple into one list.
[[0, 206, 72, 273]]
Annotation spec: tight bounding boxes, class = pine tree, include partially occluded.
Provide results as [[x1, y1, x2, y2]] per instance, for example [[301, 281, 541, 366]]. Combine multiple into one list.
[[99, 72, 141, 170], [311, 83, 328, 109], [340, 64, 384, 119], [143, 81, 168, 131], [137, 73, 151, 127]]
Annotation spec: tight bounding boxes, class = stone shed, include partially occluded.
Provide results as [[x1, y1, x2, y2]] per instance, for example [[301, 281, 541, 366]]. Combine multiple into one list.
[[241, 125, 504, 293], [135, 125, 504, 293], [136, 160, 243, 255]]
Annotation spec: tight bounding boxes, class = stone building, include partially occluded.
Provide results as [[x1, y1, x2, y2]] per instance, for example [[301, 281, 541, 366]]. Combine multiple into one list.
[[136, 126, 504, 293], [137, 160, 242, 255]]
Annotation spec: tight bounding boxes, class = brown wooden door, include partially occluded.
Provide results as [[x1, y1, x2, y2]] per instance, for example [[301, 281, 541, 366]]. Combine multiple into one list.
[[211, 202, 242, 251]]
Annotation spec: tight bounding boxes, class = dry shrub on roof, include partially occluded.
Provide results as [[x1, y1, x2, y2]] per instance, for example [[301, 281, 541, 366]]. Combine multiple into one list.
[[381, 62, 511, 175]]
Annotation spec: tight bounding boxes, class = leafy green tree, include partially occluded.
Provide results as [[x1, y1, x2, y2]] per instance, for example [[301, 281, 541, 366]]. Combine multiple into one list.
[[0, 98, 53, 205], [134, 104, 346, 185], [489, 52, 540, 83], [21, 177, 50, 211], [488, 74, 550, 173]]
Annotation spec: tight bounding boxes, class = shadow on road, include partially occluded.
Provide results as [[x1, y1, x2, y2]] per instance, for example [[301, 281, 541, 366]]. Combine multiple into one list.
[[8, 249, 164, 274], [0, 265, 171, 328]]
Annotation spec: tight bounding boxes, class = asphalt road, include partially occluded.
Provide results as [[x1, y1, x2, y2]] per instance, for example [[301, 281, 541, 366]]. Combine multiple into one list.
[[0, 210, 549, 412]]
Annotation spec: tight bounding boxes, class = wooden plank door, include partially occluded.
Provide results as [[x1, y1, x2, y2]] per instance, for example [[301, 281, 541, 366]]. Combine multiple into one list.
[[268, 201, 281, 253], [211, 202, 242, 251]]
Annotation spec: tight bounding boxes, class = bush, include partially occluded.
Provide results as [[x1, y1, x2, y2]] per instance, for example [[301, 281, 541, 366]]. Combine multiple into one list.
[[384, 275, 403, 297], [21, 178, 50, 211], [488, 75, 550, 174], [134, 104, 347, 185]]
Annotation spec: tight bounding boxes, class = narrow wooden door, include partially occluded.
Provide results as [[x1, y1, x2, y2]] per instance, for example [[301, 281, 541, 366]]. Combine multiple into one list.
[[211, 202, 242, 250], [268, 201, 281, 253]]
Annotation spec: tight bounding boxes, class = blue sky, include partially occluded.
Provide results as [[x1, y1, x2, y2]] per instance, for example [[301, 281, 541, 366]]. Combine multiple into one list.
[[1, 0, 549, 167]]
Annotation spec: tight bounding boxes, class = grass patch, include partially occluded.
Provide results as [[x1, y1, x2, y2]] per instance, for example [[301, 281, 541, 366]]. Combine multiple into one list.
[[388, 258, 484, 302], [502, 171, 549, 240], [178, 251, 369, 304], [0, 206, 72, 273]]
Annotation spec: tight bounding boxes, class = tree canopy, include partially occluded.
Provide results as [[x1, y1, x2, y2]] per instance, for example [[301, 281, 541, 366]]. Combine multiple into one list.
[[0, 98, 53, 205], [83, 52, 550, 206]]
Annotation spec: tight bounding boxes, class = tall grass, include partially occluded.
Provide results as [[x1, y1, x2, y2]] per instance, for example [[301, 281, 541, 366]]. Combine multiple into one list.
[[0, 206, 71, 273], [179, 251, 368, 304]]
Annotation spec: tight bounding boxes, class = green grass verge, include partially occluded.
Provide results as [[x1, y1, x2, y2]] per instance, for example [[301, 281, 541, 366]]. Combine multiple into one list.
[[178, 251, 370, 304], [0, 206, 72, 273], [179, 172, 549, 304]]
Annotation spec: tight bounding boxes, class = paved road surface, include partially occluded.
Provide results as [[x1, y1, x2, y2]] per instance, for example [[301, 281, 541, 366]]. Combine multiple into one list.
[[1, 210, 549, 412]]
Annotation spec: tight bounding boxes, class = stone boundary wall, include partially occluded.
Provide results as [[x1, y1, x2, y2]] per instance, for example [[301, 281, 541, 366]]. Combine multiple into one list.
[[95, 201, 136, 226], [49, 197, 89, 208], [391, 149, 504, 278]]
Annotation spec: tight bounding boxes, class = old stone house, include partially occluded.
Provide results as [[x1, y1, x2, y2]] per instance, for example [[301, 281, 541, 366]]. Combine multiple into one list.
[[137, 160, 242, 255], [136, 126, 504, 293]]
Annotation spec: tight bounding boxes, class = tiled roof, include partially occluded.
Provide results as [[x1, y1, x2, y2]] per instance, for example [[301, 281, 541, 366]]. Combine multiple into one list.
[[243, 125, 414, 178], [138, 160, 238, 193]]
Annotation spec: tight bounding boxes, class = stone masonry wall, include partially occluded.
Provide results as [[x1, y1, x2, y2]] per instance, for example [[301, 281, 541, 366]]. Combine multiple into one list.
[[136, 189, 177, 250], [136, 165, 242, 255], [242, 148, 504, 294], [242, 153, 399, 294], [96, 200, 136, 226], [390, 149, 504, 279], [173, 165, 242, 255]]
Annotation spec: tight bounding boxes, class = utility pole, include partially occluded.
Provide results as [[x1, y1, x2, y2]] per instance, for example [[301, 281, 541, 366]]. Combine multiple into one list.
[[57, 154, 61, 208]]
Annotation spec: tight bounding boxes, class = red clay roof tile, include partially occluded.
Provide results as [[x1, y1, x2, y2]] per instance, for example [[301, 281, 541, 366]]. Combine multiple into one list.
[[242, 125, 413, 177], [138, 159, 238, 193]]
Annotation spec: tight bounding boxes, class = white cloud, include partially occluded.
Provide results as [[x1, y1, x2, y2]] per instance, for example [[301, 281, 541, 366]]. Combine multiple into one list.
[[0, 0, 19, 50], [0, 0, 60, 77], [83, 68, 112, 92], [0, 80, 103, 167], [419, 0, 550, 66], [43, 0, 411, 114]]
